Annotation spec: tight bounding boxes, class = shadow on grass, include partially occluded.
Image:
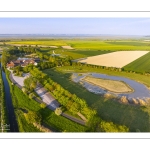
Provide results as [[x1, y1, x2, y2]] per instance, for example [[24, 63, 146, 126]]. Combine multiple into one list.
[[91, 99, 150, 132]]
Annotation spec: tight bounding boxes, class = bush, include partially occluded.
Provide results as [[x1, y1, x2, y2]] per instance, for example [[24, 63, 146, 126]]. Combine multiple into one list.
[[24, 111, 42, 124], [120, 96, 128, 104], [22, 87, 28, 93], [40, 103, 47, 109], [29, 93, 35, 99], [55, 107, 62, 116], [100, 121, 129, 132], [138, 99, 147, 106]]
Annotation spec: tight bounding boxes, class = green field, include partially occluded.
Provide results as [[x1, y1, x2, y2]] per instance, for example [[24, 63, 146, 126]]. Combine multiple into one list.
[[66, 40, 150, 50], [55, 50, 113, 59], [6, 39, 150, 51], [123, 52, 150, 73], [39, 47, 113, 59], [43, 68, 150, 131]]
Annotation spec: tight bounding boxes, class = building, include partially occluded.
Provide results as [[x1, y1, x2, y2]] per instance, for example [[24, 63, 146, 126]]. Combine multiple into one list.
[[6, 60, 23, 68], [6, 58, 40, 68]]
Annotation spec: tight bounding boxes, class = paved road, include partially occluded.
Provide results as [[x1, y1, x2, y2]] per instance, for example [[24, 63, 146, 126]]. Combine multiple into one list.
[[34, 85, 60, 111], [62, 113, 86, 126]]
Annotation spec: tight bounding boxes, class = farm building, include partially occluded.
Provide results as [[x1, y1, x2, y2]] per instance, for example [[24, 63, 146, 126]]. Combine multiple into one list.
[[6, 58, 40, 68]]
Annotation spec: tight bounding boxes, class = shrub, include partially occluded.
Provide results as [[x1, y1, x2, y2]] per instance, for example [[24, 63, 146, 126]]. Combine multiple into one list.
[[22, 87, 28, 93], [131, 98, 139, 105], [29, 93, 35, 99], [40, 103, 47, 109], [24, 111, 42, 124], [138, 99, 147, 106], [120, 96, 128, 104], [100, 121, 129, 132], [55, 107, 62, 116]]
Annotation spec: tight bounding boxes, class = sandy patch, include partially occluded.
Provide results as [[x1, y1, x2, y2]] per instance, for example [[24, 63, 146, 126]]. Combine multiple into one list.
[[61, 46, 74, 49], [78, 51, 149, 68], [49, 46, 58, 48], [82, 76, 133, 93]]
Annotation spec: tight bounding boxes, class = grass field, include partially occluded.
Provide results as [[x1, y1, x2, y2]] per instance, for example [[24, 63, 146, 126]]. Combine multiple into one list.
[[82, 76, 133, 93], [43, 68, 150, 131], [61, 50, 113, 59], [123, 52, 150, 73], [6, 39, 150, 51], [43, 48, 113, 59], [70, 50, 113, 56], [66, 40, 150, 50]]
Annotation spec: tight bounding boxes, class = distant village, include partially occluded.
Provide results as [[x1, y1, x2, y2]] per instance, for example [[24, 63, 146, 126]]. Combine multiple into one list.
[[6, 57, 40, 68]]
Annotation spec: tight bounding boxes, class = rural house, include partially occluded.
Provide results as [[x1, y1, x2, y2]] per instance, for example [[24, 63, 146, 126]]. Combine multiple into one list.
[[6, 58, 40, 68]]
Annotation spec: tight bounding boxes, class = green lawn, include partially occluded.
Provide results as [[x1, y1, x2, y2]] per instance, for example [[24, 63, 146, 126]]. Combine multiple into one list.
[[123, 52, 150, 73], [43, 67, 150, 131]]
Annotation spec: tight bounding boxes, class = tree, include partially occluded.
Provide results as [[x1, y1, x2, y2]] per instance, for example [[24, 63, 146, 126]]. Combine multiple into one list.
[[22, 87, 28, 94], [29, 93, 35, 99], [40, 103, 47, 109], [1, 50, 10, 66], [69, 102, 80, 114], [24, 111, 42, 124], [99, 121, 129, 132], [55, 107, 62, 116], [24, 76, 37, 91]]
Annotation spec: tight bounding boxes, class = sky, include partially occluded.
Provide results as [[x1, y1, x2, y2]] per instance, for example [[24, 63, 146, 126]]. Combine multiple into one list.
[[0, 18, 150, 35]]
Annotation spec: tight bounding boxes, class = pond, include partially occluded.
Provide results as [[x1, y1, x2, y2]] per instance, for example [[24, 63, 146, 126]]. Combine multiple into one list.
[[72, 73, 150, 101]]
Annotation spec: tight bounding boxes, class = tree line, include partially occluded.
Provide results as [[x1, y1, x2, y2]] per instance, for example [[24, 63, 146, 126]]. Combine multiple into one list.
[[29, 67, 96, 121]]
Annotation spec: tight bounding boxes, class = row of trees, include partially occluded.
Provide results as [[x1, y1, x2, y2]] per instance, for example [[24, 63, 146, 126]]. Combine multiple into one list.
[[72, 62, 123, 72], [29, 67, 96, 121]]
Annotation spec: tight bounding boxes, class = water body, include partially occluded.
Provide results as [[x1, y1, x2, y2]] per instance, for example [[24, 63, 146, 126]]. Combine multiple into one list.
[[72, 73, 150, 101], [0, 34, 147, 40], [1, 67, 18, 132]]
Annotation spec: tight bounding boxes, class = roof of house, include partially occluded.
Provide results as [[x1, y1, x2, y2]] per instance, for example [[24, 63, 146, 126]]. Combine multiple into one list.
[[7, 57, 40, 67]]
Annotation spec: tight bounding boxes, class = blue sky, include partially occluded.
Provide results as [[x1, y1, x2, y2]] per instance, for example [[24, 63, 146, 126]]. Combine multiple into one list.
[[0, 18, 150, 35]]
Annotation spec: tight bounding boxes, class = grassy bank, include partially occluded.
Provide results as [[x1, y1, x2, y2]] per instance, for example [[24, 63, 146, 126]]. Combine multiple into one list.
[[0, 70, 9, 132], [43, 68, 150, 131]]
